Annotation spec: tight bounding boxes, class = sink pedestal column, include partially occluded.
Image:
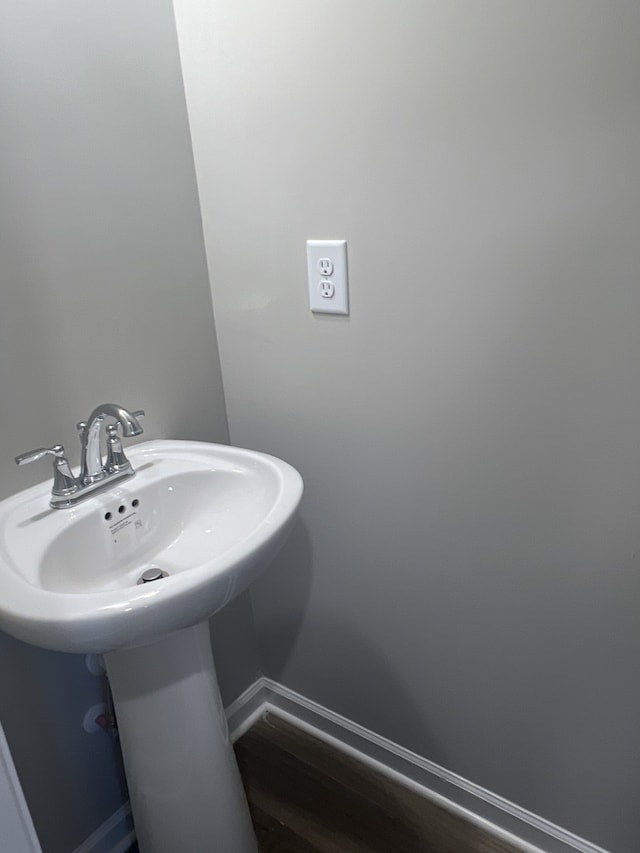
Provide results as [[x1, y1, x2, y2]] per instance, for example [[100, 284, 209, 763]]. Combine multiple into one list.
[[104, 622, 257, 853]]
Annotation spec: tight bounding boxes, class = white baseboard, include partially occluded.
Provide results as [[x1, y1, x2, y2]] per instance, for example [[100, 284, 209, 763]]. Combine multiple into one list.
[[71, 803, 135, 853], [226, 677, 611, 853], [74, 676, 613, 853]]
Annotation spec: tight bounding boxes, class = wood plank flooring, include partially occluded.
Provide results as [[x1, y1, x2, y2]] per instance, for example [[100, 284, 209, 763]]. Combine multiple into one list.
[[234, 713, 524, 853]]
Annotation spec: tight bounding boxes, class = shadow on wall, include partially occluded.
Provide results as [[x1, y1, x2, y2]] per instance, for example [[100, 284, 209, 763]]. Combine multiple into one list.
[[209, 591, 262, 707], [249, 519, 448, 768]]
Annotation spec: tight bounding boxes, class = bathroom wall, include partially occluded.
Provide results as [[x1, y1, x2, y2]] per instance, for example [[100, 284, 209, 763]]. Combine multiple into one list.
[[174, 2, 640, 851], [0, 1, 258, 850]]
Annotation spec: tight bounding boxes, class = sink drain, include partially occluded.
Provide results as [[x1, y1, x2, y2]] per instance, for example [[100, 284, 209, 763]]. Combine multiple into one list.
[[137, 567, 169, 584]]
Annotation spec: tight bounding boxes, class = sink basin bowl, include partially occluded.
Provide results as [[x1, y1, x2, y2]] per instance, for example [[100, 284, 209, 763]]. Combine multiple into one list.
[[0, 440, 303, 653]]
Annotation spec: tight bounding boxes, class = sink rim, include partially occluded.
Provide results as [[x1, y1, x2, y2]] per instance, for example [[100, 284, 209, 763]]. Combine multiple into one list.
[[0, 439, 303, 653]]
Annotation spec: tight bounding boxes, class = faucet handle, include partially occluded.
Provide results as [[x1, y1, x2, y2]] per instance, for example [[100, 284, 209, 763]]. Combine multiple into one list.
[[105, 424, 132, 474], [15, 445, 79, 502], [15, 445, 68, 466], [104, 411, 143, 474], [103, 410, 145, 436]]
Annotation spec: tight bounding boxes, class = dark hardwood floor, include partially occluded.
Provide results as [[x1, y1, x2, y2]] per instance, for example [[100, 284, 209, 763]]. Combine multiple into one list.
[[234, 712, 524, 853]]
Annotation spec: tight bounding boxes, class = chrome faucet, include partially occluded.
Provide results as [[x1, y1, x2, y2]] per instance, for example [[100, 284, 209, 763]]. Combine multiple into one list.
[[78, 403, 144, 484], [15, 403, 144, 509]]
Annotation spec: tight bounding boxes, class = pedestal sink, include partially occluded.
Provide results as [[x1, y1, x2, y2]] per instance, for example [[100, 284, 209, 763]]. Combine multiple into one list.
[[0, 440, 303, 853]]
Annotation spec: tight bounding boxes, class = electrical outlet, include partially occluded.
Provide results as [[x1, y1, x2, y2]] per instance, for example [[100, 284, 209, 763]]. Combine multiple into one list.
[[307, 240, 349, 315]]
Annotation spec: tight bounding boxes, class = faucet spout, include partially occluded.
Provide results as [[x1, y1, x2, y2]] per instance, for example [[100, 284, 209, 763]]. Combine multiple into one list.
[[79, 403, 144, 484]]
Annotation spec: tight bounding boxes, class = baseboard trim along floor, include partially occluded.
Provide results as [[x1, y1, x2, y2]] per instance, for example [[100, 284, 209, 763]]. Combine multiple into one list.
[[226, 677, 611, 853], [77, 677, 611, 853]]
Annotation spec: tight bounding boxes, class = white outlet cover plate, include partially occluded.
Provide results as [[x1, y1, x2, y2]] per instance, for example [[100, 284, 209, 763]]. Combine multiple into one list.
[[307, 240, 349, 315]]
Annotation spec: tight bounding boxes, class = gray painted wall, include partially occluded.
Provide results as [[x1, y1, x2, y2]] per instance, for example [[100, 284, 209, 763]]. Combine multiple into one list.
[[0, 1, 258, 850], [174, 2, 640, 851]]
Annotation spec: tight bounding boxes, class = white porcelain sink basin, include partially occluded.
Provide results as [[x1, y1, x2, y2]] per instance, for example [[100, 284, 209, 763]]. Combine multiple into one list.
[[0, 440, 303, 653]]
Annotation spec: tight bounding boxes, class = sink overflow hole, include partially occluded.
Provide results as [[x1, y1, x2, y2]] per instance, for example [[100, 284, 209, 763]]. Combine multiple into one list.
[[104, 499, 140, 522]]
